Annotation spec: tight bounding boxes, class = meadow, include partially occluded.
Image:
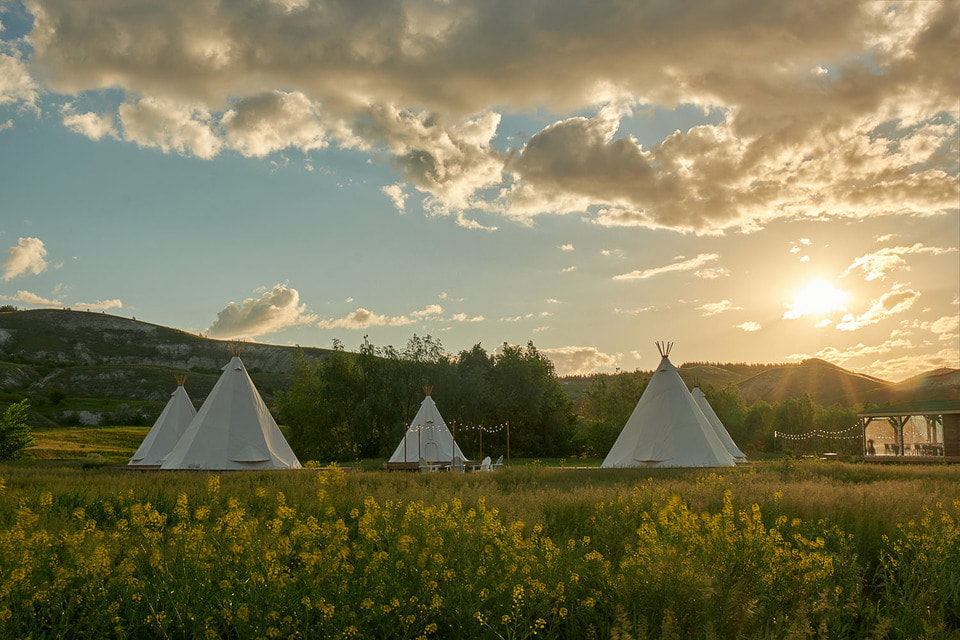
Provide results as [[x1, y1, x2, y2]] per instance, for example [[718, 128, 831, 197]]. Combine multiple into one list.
[[2, 451, 959, 638]]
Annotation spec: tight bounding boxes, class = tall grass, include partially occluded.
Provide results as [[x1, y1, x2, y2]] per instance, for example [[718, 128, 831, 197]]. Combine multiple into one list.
[[0, 461, 958, 638]]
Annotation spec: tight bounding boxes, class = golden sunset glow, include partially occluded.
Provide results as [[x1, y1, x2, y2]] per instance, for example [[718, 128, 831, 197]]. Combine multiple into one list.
[[783, 280, 850, 320]]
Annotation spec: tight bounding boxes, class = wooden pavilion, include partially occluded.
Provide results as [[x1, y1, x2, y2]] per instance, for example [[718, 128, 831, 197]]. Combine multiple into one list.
[[859, 400, 960, 463]]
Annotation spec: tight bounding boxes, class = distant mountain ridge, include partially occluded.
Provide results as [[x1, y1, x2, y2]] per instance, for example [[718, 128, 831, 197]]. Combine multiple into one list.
[[1, 309, 957, 425], [560, 354, 958, 408]]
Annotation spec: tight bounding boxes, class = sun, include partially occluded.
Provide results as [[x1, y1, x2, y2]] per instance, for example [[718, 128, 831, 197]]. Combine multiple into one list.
[[783, 279, 849, 320]]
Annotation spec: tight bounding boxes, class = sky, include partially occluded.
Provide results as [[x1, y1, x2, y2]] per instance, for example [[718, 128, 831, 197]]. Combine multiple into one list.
[[0, 0, 958, 382]]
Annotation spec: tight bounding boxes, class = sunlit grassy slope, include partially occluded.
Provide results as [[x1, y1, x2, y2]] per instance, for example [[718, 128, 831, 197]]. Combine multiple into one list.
[[26, 426, 150, 462]]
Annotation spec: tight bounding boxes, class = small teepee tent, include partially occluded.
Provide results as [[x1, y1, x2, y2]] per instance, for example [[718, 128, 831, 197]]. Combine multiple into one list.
[[388, 389, 466, 466], [602, 343, 735, 468], [161, 345, 300, 470], [129, 375, 197, 467], [691, 386, 747, 462]]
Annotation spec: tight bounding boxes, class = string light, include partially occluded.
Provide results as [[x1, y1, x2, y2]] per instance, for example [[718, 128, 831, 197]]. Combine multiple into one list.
[[449, 420, 509, 434], [401, 420, 510, 434], [774, 430, 862, 441]]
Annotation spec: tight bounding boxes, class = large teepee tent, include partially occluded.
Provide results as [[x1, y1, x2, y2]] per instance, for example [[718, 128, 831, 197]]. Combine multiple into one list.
[[388, 389, 466, 465], [128, 375, 197, 467], [602, 343, 736, 468], [691, 386, 747, 462], [161, 346, 301, 470]]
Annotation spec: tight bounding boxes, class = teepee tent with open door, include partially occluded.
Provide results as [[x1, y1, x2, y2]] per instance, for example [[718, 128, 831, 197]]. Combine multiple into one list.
[[602, 342, 736, 468], [691, 386, 747, 462], [161, 344, 301, 470], [387, 388, 466, 466], [129, 375, 197, 467]]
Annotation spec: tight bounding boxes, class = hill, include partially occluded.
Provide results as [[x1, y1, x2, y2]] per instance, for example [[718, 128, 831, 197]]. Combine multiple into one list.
[[0, 308, 331, 425], [564, 357, 958, 411], [870, 368, 960, 404], [2, 309, 956, 424], [736, 358, 889, 406]]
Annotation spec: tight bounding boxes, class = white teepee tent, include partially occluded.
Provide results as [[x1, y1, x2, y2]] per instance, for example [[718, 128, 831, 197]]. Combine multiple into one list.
[[161, 352, 301, 470], [129, 376, 197, 467], [691, 386, 747, 462], [388, 390, 466, 464], [602, 343, 736, 468]]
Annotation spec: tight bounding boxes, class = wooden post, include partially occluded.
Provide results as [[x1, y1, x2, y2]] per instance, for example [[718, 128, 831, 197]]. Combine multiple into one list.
[[944, 414, 960, 457], [897, 417, 905, 456], [506, 421, 510, 467]]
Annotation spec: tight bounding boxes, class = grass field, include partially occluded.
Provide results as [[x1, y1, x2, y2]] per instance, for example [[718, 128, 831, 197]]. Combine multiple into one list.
[[27, 426, 150, 463], [2, 429, 960, 638]]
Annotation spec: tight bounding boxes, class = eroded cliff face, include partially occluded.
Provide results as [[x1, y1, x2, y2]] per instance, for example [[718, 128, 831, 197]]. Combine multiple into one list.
[[0, 309, 324, 371], [0, 309, 330, 415]]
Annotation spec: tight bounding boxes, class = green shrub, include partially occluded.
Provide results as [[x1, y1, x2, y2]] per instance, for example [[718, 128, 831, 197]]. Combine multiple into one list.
[[0, 400, 33, 460]]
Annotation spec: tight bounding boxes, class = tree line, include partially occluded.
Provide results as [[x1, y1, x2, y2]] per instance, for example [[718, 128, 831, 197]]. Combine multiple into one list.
[[275, 335, 575, 462], [276, 334, 861, 463]]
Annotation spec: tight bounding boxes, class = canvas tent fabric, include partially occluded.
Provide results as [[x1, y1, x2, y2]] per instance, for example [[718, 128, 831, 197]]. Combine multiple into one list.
[[602, 351, 736, 468], [129, 383, 197, 467], [388, 393, 466, 464], [160, 356, 301, 470], [691, 387, 747, 461]]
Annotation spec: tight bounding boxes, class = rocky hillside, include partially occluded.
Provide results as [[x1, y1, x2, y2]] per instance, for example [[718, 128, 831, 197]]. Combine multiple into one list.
[[0, 309, 330, 426]]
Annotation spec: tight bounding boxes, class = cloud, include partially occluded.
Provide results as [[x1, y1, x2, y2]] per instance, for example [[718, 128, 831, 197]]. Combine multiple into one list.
[[560, 244, 574, 251], [909, 315, 960, 342], [561, 266, 576, 273], [119, 97, 223, 159], [222, 90, 328, 157], [540, 346, 619, 376], [73, 299, 122, 310], [316, 303, 475, 329], [447, 312, 484, 323], [614, 253, 718, 281], [736, 321, 761, 332], [317, 307, 417, 329], [836, 285, 920, 331], [0, 290, 62, 306], [382, 184, 407, 212], [843, 243, 957, 281], [614, 306, 655, 315], [411, 304, 443, 319], [454, 211, 498, 231], [62, 109, 117, 140], [19, 0, 960, 230], [499, 312, 541, 322], [695, 267, 730, 280], [3, 237, 48, 281], [206, 284, 317, 339], [697, 300, 742, 316], [0, 53, 38, 112]]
